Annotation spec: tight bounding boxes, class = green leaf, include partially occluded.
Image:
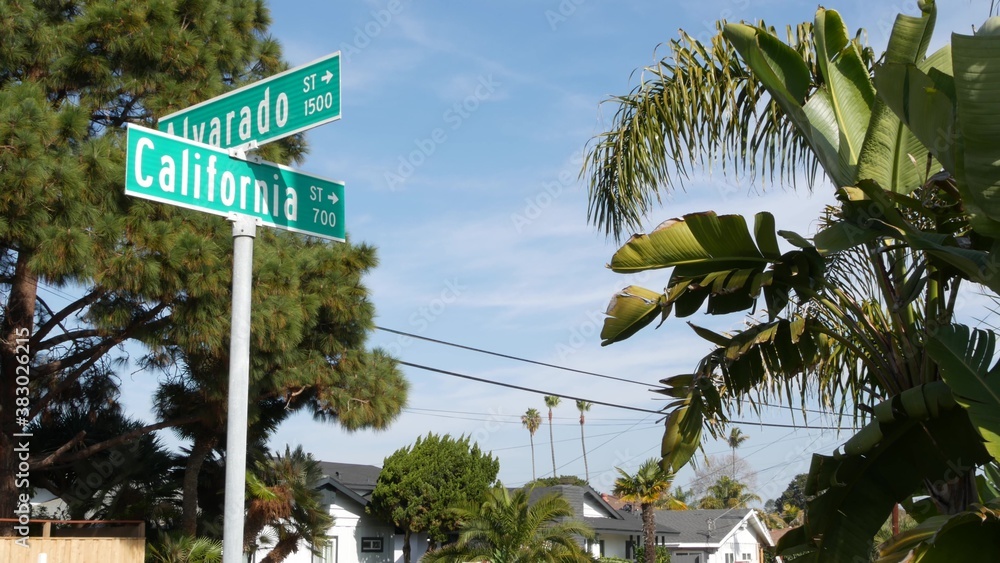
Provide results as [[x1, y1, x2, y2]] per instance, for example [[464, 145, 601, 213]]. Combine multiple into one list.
[[600, 286, 665, 346], [661, 403, 702, 473], [813, 8, 877, 184], [609, 212, 767, 273], [878, 500, 1000, 563], [926, 325, 1000, 461], [779, 382, 992, 562], [858, 0, 938, 193], [874, 62, 957, 175], [753, 211, 782, 259], [686, 322, 731, 347], [952, 30, 1000, 237]]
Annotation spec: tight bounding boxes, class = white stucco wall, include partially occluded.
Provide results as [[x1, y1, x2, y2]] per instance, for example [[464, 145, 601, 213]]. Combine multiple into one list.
[[255, 498, 419, 563]]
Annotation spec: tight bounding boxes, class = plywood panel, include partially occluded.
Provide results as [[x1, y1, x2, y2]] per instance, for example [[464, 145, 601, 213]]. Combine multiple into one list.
[[0, 537, 144, 563]]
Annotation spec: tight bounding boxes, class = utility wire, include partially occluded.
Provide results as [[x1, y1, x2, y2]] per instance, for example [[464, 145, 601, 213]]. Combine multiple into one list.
[[401, 360, 852, 431], [381, 325, 840, 417], [379, 326, 647, 387]]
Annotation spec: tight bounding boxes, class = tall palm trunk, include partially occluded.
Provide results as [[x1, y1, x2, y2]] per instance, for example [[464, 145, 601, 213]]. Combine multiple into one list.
[[260, 534, 302, 563], [548, 409, 556, 478], [580, 414, 589, 483], [641, 502, 656, 563], [529, 432, 536, 481]]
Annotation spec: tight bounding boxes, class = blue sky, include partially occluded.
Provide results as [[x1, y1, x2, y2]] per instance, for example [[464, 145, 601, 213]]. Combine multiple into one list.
[[110, 0, 989, 502]]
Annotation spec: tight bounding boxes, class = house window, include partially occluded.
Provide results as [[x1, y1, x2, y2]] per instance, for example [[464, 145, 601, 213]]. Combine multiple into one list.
[[360, 537, 383, 553], [742, 553, 753, 561], [725, 554, 735, 563], [312, 538, 338, 563]]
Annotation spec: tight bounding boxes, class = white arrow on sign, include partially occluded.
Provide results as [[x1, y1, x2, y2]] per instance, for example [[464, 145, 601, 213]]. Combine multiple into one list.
[[322, 70, 334, 84], [327, 191, 339, 206]]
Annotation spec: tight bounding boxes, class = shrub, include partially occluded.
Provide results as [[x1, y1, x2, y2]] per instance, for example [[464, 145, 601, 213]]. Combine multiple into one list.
[[633, 545, 672, 563]]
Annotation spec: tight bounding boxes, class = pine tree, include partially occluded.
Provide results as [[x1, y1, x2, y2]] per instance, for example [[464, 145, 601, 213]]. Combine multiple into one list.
[[0, 1, 404, 530]]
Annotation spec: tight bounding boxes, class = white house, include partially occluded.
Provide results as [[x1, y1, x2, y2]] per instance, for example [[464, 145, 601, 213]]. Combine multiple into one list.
[[532, 485, 773, 562], [254, 461, 429, 563], [653, 508, 774, 563]]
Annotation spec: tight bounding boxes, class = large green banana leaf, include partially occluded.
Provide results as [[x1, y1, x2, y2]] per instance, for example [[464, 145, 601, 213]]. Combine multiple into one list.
[[725, 3, 944, 195], [858, 1, 941, 193], [600, 211, 823, 345], [877, 500, 1000, 563], [776, 382, 992, 562], [926, 325, 1000, 461], [875, 16, 1000, 237]]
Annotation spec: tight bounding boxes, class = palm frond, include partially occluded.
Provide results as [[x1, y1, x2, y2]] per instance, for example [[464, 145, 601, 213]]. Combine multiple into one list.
[[584, 21, 820, 240]]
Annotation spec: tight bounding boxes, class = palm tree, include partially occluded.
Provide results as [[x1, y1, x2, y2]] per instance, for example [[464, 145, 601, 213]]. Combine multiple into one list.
[[613, 458, 682, 563], [422, 485, 594, 563], [576, 401, 592, 483], [147, 534, 223, 563], [698, 475, 761, 509], [243, 446, 333, 563], [726, 428, 749, 480], [543, 395, 561, 478], [521, 408, 542, 481]]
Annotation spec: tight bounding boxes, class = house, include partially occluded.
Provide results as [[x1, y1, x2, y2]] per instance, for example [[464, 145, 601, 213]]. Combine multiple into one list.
[[533, 485, 773, 562], [255, 461, 430, 563], [652, 508, 774, 563], [529, 484, 682, 559]]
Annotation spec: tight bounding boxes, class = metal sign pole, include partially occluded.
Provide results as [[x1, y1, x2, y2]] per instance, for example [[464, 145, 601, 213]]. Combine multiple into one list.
[[222, 213, 258, 563]]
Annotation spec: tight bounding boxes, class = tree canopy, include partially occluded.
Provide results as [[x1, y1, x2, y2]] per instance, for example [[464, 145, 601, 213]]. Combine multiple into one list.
[[368, 433, 500, 563], [0, 0, 405, 533], [422, 485, 594, 563]]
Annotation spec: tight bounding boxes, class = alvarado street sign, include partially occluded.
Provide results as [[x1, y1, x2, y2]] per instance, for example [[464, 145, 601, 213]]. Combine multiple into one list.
[[125, 124, 345, 241], [158, 52, 341, 149]]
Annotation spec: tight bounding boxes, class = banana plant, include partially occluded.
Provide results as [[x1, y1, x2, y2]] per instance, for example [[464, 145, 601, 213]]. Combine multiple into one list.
[[589, 3, 1000, 561]]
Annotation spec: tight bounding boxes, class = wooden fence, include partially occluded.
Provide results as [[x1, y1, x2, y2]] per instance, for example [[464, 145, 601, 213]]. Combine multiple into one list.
[[0, 519, 145, 563]]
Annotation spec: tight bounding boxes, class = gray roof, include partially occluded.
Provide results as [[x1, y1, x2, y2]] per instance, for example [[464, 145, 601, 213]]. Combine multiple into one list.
[[654, 509, 752, 544], [529, 485, 681, 535], [316, 461, 382, 495], [528, 485, 623, 520], [585, 510, 681, 535]]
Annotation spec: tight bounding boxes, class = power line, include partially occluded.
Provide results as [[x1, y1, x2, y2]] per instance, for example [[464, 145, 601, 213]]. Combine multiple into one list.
[[380, 325, 842, 418], [379, 325, 648, 387], [405, 406, 650, 423], [401, 360, 852, 431], [402, 408, 651, 427], [400, 360, 662, 414]]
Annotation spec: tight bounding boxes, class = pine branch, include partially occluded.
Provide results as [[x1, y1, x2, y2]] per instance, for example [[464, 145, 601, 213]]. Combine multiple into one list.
[[30, 415, 200, 470], [32, 289, 103, 344], [36, 329, 103, 352]]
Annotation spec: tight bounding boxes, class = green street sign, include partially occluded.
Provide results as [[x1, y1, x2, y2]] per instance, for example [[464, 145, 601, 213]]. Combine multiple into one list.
[[158, 52, 341, 149], [125, 124, 345, 241]]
